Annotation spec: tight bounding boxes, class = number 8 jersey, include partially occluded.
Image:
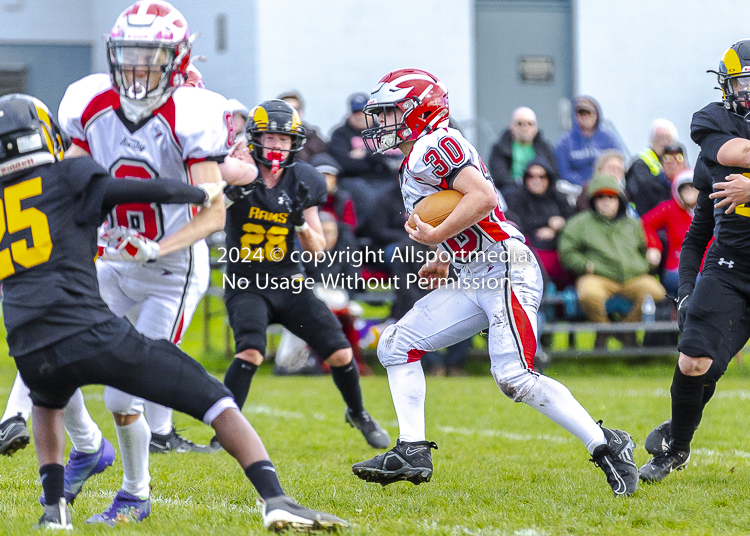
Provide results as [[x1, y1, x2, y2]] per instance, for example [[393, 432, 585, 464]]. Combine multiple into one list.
[[400, 127, 524, 266], [58, 73, 233, 271]]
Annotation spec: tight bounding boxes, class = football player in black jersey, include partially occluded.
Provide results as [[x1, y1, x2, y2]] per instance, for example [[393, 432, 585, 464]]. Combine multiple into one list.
[[640, 40, 750, 482], [221, 100, 390, 449], [0, 94, 346, 531]]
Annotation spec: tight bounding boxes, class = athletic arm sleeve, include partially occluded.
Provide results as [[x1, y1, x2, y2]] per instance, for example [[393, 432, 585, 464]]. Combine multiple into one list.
[[101, 177, 206, 211], [677, 188, 714, 297]]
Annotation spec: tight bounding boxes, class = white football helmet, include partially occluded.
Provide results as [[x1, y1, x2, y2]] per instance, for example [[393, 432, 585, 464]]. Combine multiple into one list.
[[107, 0, 192, 114]]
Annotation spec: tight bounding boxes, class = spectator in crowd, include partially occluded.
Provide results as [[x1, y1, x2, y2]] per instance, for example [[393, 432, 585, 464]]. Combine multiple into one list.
[[642, 169, 698, 298], [661, 143, 689, 183], [575, 150, 627, 213], [488, 106, 558, 196], [368, 182, 409, 270], [328, 92, 400, 234], [625, 118, 677, 216], [555, 96, 623, 187], [504, 157, 574, 289], [278, 90, 328, 163], [303, 212, 371, 375], [559, 174, 666, 348], [311, 153, 357, 234]]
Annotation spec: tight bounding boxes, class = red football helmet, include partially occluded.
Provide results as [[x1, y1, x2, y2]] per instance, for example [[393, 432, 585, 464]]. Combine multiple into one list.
[[362, 68, 449, 155], [107, 1, 192, 103]]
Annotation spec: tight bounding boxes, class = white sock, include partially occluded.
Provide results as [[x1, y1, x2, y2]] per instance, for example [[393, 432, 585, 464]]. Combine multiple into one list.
[[64, 389, 102, 454], [144, 402, 173, 436], [2, 371, 33, 422], [386, 362, 426, 443], [520, 375, 606, 454], [114, 414, 151, 499]]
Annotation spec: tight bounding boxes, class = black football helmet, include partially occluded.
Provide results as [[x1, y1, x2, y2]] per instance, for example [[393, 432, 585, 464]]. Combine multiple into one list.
[[712, 39, 750, 114], [245, 99, 305, 169], [0, 94, 67, 180]]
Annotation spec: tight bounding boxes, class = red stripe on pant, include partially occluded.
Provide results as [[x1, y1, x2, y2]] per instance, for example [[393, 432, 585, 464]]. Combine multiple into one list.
[[172, 313, 185, 345], [407, 349, 427, 363], [510, 290, 536, 370]]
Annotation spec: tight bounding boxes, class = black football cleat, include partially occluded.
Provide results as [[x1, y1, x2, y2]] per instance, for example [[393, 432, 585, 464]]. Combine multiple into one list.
[[590, 425, 639, 497], [352, 439, 437, 486], [345, 409, 391, 449], [0, 413, 30, 456], [261, 495, 348, 532], [639, 448, 690, 483], [149, 427, 212, 454], [36, 498, 73, 530], [644, 419, 672, 456]]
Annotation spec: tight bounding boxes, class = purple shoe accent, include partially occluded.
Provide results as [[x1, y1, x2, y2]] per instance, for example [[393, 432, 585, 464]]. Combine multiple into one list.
[[85, 490, 151, 526], [40, 437, 115, 505]]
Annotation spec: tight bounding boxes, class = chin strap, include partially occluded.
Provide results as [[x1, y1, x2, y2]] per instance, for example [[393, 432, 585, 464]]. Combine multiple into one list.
[[120, 88, 174, 123]]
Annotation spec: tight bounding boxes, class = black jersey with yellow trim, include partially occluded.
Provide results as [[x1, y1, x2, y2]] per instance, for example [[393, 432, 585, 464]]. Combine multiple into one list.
[[224, 160, 327, 279], [1, 156, 208, 357], [691, 102, 750, 255]]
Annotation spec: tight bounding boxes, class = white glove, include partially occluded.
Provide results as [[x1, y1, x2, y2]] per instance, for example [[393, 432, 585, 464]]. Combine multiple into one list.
[[196, 180, 227, 208], [98, 228, 160, 262]]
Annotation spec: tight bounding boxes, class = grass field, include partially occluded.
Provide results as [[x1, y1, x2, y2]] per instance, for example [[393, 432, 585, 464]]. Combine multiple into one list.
[[2, 308, 750, 534]]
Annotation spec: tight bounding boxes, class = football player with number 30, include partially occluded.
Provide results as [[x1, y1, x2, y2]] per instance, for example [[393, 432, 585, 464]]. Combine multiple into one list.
[[351, 69, 639, 497]]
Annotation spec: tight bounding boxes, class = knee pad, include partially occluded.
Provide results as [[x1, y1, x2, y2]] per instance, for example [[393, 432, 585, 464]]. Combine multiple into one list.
[[490, 361, 539, 402], [377, 324, 400, 367], [103, 386, 144, 415]]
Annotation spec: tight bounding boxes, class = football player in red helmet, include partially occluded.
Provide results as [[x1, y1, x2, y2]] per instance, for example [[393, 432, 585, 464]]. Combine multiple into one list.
[[352, 68, 639, 498]]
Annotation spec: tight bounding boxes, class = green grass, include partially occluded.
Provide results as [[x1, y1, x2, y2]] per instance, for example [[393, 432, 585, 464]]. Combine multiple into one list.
[[2, 309, 750, 534]]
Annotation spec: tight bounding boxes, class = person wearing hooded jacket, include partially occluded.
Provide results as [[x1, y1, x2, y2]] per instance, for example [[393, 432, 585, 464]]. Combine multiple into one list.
[[488, 107, 558, 196], [558, 174, 666, 345], [555, 97, 623, 187], [504, 157, 575, 288], [641, 169, 699, 297]]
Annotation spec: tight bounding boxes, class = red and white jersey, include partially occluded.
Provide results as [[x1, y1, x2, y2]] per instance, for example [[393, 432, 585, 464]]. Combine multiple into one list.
[[401, 127, 525, 266], [58, 73, 233, 271]]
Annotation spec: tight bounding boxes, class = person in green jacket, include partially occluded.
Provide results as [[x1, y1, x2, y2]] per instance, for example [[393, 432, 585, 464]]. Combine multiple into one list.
[[559, 174, 666, 346]]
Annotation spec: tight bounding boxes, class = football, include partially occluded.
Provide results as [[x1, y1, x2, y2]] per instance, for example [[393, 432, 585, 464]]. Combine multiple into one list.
[[408, 189, 464, 228]]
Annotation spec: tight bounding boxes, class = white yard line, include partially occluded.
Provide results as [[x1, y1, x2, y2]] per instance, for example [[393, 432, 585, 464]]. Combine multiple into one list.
[[437, 425, 571, 444]]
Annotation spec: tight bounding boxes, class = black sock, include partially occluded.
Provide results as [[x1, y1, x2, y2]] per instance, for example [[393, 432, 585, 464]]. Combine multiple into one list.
[[223, 359, 258, 410], [330, 360, 364, 415], [244, 460, 285, 500], [40, 463, 64, 506], [670, 365, 706, 453], [702, 381, 716, 409]]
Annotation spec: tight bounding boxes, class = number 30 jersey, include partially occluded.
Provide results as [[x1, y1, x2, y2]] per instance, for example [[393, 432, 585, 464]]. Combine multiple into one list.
[[400, 127, 524, 266], [58, 73, 233, 270], [224, 161, 327, 280]]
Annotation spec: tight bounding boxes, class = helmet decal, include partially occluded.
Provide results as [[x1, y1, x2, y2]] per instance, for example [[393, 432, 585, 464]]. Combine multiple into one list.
[[245, 100, 306, 170], [0, 94, 66, 178], [361, 68, 449, 155]]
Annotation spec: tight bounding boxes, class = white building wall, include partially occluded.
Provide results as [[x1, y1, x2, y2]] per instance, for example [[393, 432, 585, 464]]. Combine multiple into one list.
[[254, 0, 474, 139], [576, 0, 749, 164], [0, 0, 93, 42]]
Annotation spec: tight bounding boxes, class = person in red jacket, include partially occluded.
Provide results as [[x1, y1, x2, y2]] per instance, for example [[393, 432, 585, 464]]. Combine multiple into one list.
[[642, 169, 698, 297]]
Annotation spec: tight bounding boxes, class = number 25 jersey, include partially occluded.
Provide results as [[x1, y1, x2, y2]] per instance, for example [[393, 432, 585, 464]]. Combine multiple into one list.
[[400, 127, 524, 266], [57, 73, 233, 271]]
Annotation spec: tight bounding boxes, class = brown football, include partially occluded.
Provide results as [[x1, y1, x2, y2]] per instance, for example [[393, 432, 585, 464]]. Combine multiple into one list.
[[407, 189, 464, 228]]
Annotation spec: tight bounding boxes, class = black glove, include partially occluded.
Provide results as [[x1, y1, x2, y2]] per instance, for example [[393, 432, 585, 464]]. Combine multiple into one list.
[[224, 181, 261, 208], [677, 293, 691, 332], [289, 182, 312, 227]]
